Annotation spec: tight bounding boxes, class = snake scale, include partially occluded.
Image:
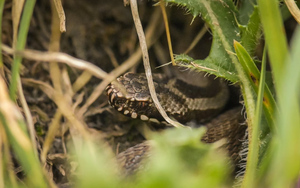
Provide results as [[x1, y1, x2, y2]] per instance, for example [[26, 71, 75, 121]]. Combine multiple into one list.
[[106, 70, 247, 175]]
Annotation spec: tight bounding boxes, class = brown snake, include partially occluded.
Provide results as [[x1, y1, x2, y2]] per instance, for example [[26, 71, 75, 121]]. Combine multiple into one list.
[[106, 70, 247, 175], [106, 71, 230, 123]]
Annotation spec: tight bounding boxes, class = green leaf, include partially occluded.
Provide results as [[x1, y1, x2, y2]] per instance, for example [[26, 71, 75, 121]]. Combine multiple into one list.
[[174, 54, 238, 82], [238, 0, 257, 25], [240, 6, 261, 56], [75, 141, 119, 188], [165, 0, 240, 82], [165, 0, 256, 144], [137, 127, 231, 188]]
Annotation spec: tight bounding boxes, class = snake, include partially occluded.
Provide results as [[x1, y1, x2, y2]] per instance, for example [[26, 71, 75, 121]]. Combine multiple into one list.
[[106, 70, 247, 175], [106, 70, 230, 124]]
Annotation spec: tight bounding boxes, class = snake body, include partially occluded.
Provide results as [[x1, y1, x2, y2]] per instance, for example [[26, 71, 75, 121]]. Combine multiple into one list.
[[106, 71, 247, 175], [116, 107, 246, 175], [106, 72, 230, 124]]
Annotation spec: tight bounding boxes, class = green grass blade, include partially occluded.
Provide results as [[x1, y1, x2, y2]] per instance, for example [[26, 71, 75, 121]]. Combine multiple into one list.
[[266, 26, 300, 188], [241, 48, 266, 188], [0, 115, 47, 187], [234, 41, 277, 131], [0, 79, 48, 187], [257, 0, 289, 89], [0, 0, 5, 68], [9, 0, 36, 101]]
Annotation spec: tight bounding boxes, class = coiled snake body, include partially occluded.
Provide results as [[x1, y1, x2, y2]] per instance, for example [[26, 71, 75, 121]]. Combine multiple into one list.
[[107, 71, 229, 124], [106, 71, 247, 175]]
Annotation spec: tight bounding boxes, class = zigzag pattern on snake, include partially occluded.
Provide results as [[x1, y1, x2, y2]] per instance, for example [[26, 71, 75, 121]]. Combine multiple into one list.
[[106, 71, 247, 175]]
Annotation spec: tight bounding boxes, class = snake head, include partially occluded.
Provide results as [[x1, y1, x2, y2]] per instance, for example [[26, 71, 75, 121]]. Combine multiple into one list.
[[106, 73, 162, 122]]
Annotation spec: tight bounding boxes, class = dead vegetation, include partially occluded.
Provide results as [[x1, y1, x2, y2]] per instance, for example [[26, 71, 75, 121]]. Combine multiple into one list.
[[1, 0, 214, 185]]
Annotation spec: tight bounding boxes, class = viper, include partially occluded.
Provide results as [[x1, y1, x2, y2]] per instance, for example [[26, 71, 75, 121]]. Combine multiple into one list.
[[106, 69, 247, 175]]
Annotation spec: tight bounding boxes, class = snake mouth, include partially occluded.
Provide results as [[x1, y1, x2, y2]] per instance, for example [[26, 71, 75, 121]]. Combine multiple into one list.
[[106, 83, 155, 121]]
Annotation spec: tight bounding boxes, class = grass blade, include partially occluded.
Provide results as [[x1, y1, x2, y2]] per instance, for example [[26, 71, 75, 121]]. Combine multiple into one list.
[[241, 48, 267, 188], [9, 0, 36, 101], [258, 0, 289, 88], [234, 41, 277, 131]]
